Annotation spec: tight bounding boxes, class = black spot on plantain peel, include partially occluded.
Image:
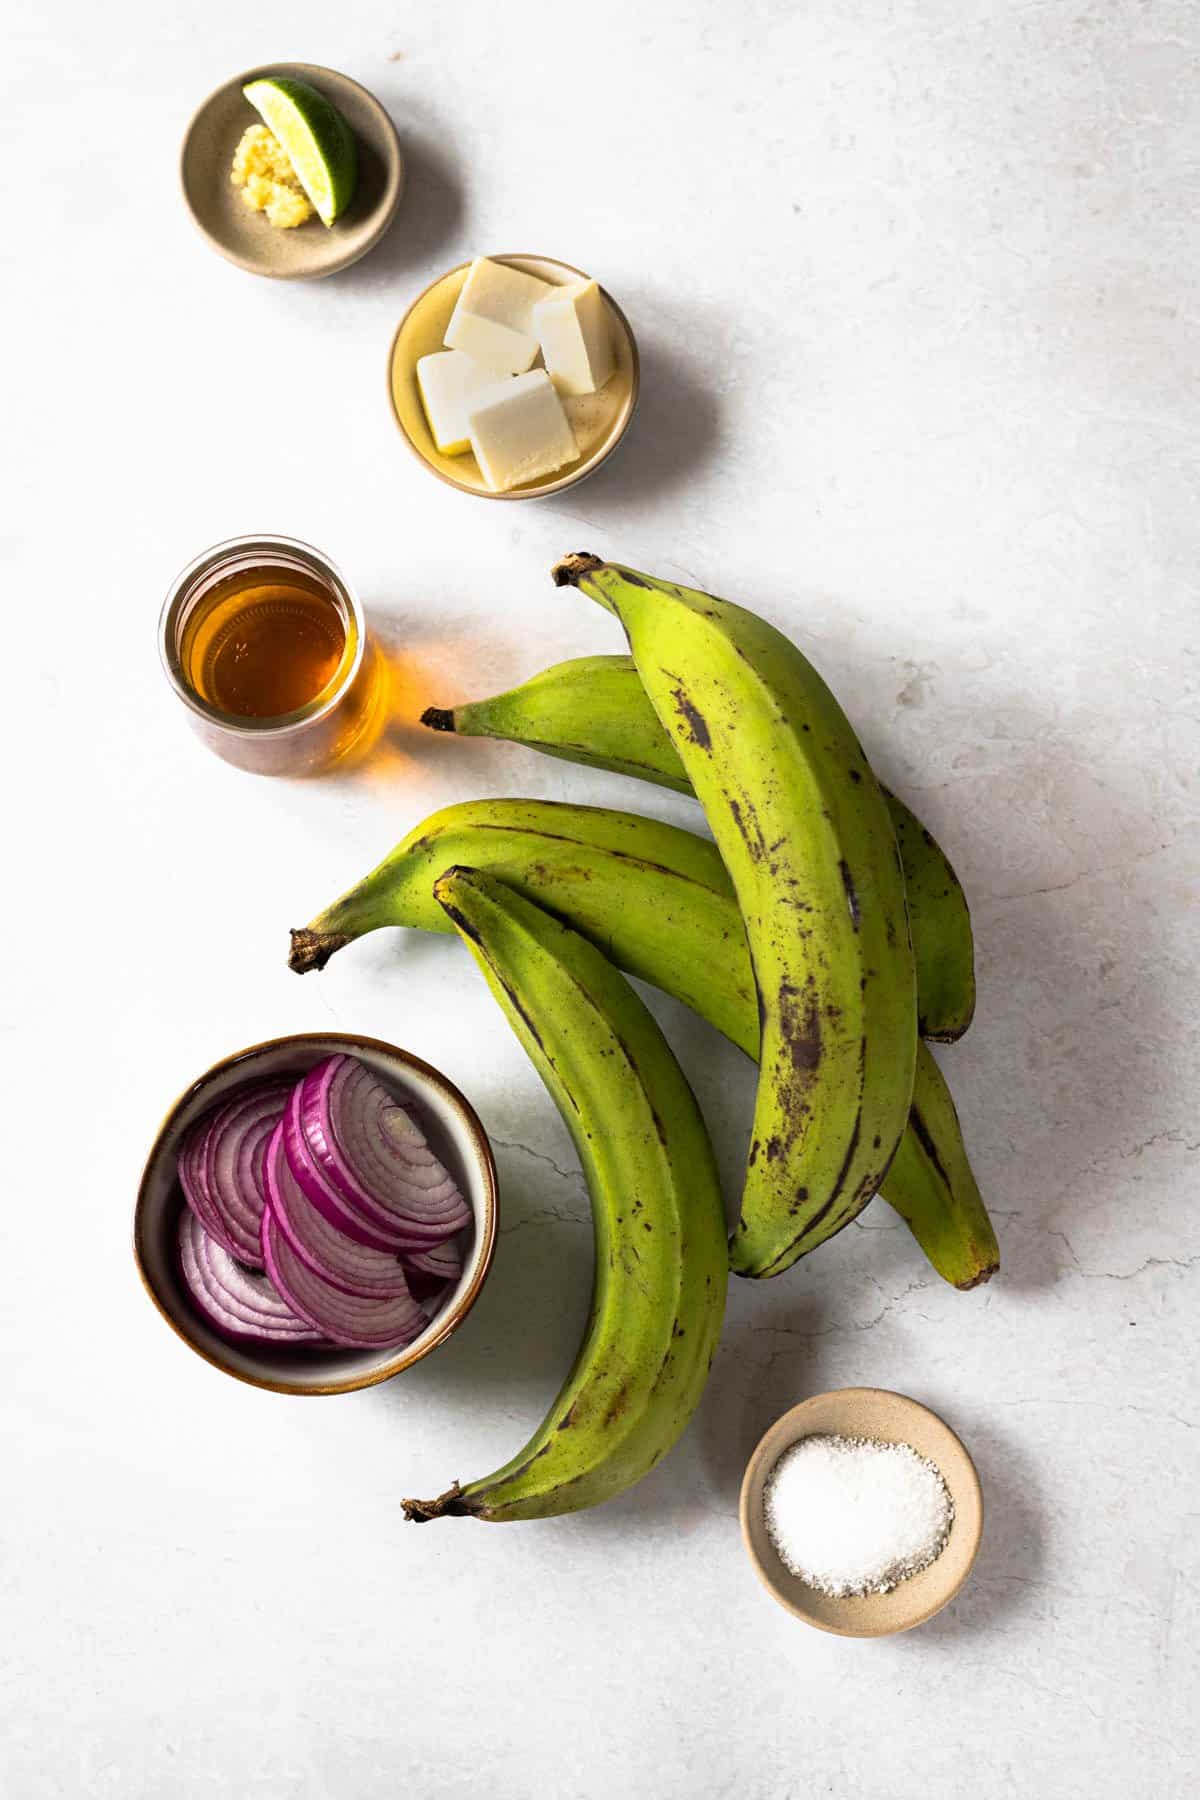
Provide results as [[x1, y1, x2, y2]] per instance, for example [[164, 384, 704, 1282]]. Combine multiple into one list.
[[839, 860, 861, 930], [671, 688, 712, 752], [778, 979, 823, 1074], [728, 794, 770, 862]]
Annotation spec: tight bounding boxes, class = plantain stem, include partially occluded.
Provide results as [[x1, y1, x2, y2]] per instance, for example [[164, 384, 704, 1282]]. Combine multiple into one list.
[[401, 1482, 475, 1523], [954, 1262, 998, 1291], [287, 927, 350, 975], [420, 706, 456, 732], [551, 551, 604, 588]]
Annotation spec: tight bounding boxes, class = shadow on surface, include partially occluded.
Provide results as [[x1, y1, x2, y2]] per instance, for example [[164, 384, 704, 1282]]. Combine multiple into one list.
[[904, 1409, 1046, 1640], [325, 605, 519, 790], [332, 110, 464, 289], [863, 678, 1182, 1297], [550, 326, 723, 519], [373, 1111, 594, 1417], [561, 1281, 828, 1539]]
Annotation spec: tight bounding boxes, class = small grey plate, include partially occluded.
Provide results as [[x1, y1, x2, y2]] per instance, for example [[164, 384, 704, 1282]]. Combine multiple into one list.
[[181, 62, 404, 280]]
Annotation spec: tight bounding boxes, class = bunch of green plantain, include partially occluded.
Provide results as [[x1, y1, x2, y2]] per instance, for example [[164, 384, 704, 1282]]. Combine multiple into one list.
[[291, 557, 997, 1523]]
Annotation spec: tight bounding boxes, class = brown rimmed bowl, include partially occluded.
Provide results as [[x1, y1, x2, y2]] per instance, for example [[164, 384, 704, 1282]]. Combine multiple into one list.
[[134, 1033, 498, 1396], [739, 1387, 983, 1636], [387, 254, 639, 499]]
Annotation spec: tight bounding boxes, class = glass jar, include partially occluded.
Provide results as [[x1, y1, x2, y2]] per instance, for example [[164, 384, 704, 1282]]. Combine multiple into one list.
[[159, 534, 381, 776]]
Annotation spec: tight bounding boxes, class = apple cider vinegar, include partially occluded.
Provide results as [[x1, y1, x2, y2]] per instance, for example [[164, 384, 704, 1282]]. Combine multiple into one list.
[[180, 566, 348, 720], [160, 536, 380, 775]]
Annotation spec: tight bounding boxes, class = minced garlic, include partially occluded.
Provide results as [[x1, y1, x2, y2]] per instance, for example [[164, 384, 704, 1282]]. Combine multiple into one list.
[[230, 124, 313, 229]]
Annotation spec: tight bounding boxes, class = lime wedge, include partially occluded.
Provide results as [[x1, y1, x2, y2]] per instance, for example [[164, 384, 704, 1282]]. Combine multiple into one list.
[[242, 77, 358, 227]]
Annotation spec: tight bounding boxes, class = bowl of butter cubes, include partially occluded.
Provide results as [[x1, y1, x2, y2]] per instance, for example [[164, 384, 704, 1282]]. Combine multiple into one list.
[[388, 254, 639, 498]]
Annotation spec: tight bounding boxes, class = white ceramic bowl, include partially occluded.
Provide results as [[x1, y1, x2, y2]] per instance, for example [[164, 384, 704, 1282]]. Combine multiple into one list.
[[134, 1033, 498, 1395]]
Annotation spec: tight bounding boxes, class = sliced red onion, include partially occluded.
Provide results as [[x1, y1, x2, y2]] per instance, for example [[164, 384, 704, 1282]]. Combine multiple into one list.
[[262, 1212, 427, 1349], [404, 1237, 463, 1283], [280, 1085, 413, 1251], [178, 1114, 240, 1259], [179, 1208, 323, 1345], [263, 1123, 412, 1299], [402, 1237, 463, 1307], [295, 1055, 471, 1245], [197, 1080, 292, 1266]]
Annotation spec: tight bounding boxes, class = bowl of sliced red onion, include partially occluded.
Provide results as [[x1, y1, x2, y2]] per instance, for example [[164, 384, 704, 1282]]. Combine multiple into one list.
[[134, 1033, 498, 1394]]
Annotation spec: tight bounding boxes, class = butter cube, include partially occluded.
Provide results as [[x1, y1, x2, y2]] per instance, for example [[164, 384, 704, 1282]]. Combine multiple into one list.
[[533, 279, 615, 396], [467, 370, 580, 492], [444, 257, 555, 375], [416, 351, 498, 456]]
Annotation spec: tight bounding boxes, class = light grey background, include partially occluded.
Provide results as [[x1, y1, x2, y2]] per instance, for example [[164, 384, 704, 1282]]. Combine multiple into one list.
[[3, 2, 1197, 1795]]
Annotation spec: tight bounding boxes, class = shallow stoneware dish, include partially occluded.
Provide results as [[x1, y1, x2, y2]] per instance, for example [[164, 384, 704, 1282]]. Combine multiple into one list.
[[134, 1033, 497, 1396], [739, 1387, 983, 1636], [388, 254, 639, 499], [181, 63, 404, 279]]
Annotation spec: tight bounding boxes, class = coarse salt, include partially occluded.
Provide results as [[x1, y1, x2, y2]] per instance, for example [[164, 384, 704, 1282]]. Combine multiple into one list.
[[763, 1433, 954, 1597]]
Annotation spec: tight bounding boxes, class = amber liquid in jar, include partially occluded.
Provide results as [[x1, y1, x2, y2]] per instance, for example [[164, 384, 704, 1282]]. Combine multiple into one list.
[[179, 565, 349, 720], [163, 536, 380, 776]]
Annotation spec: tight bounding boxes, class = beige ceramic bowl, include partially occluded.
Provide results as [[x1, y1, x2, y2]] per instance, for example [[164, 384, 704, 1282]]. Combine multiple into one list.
[[134, 1033, 497, 1396], [388, 254, 639, 499], [181, 63, 404, 279], [740, 1387, 983, 1636]]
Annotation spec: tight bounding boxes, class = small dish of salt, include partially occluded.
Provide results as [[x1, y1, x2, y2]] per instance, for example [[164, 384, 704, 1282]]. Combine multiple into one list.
[[739, 1388, 983, 1636]]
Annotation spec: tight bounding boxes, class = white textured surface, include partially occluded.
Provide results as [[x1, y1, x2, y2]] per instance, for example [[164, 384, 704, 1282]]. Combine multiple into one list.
[[3, 2, 1198, 1796]]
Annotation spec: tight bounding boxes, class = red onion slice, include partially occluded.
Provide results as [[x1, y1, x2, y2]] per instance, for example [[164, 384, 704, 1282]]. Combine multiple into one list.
[[296, 1055, 471, 1244], [198, 1080, 292, 1266], [404, 1237, 463, 1283], [264, 1124, 413, 1299], [402, 1236, 463, 1307], [178, 1114, 240, 1259], [281, 1084, 414, 1251], [262, 1213, 428, 1349], [179, 1209, 323, 1345]]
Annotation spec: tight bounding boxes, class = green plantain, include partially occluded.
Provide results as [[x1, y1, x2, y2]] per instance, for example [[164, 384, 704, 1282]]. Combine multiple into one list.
[[402, 867, 728, 1521], [289, 798, 996, 1287], [887, 797, 975, 1041], [421, 653, 974, 1040], [554, 555, 917, 1278], [882, 1043, 998, 1289], [420, 655, 685, 792], [289, 798, 757, 1050]]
